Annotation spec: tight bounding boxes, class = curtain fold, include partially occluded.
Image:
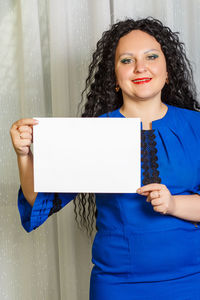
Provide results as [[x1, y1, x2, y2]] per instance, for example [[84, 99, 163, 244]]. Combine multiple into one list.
[[1, 0, 200, 299]]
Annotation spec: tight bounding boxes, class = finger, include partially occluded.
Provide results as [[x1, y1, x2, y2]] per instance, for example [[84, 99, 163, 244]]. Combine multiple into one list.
[[146, 194, 161, 203], [18, 126, 33, 134], [153, 205, 167, 214], [146, 193, 157, 202], [146, 195, 151, 202], [150, 191, 160, 199], [140, 191, 149, 196], [20, 139, 32, 146], [11, 119, 39, 130], [15, 138, 32, 147], [137, 183, 165, 194], [151, 198, 163, 206], [19, 132, 32, 139]]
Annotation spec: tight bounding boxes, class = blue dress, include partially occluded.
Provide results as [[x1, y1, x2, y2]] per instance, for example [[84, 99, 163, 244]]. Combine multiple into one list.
[[18, 104, 200, 299]]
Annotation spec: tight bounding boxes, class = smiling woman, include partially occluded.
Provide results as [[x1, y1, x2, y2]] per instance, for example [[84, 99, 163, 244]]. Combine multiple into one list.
[[114, 30, 168, 126], [10, 17, 200, 300]]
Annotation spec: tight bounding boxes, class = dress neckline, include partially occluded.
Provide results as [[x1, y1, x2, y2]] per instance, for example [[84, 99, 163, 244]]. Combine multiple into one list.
[[116, 103, 172, 130]]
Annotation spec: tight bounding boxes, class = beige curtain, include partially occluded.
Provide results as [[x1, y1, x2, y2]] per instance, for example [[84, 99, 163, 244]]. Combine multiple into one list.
[[1, 0, 200, 299]]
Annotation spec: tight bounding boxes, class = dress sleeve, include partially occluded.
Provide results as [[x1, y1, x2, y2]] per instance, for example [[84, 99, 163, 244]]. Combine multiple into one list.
[[18, 187, 77, 232], [192, 186, 200, 196]]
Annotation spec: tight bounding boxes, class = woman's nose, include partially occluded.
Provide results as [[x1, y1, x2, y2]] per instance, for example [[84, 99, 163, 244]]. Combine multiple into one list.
[[134, 59, 147, 73]]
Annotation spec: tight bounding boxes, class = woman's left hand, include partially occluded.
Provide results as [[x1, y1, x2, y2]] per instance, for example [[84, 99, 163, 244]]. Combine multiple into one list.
[[136, 183, 175, 215]]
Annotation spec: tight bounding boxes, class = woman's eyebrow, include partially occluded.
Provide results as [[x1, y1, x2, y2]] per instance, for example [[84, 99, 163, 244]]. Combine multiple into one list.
[[144, 49, 160, 54], [118, 49, 160, 58], [118, 52, 134, 58]]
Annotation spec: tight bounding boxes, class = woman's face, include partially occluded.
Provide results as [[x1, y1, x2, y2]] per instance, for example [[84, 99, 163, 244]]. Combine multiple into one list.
[[115, 30, 168, 103]]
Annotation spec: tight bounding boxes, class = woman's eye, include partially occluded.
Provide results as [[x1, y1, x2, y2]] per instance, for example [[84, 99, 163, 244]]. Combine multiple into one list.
[[147, 54, 159, 60], [120, 58, 133, 64]]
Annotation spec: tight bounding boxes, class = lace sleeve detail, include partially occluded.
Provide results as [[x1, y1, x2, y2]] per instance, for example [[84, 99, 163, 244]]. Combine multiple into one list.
[[48, 193, 63, 217]]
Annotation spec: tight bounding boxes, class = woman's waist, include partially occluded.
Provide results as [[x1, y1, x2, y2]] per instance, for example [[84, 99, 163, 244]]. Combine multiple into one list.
[[92, 223, 200, 282], [96, 216, 199, 235]]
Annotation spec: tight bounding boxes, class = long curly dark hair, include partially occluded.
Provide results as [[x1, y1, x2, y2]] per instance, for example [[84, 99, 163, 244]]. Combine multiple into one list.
[[73, 17, 200, 236]]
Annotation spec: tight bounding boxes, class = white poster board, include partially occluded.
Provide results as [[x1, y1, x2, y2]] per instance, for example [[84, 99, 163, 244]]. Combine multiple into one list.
[[33, 118, 141, 193]]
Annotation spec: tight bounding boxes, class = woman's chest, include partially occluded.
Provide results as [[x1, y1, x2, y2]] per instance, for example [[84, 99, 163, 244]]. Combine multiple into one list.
[[142, 128, 200, 194]]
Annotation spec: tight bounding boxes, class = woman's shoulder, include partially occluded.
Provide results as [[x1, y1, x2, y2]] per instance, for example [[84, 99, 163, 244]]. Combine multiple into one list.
[[170, 104, 200, 124], [171, 104, 200, 116], [168, 105, 200, 138], [98, 108, 122, 118]]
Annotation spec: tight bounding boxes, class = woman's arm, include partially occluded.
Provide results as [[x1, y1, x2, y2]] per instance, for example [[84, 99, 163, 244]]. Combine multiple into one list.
[[137, 183, 200, 222], [170, 194, 200, 222], [17, 151, 37, 207], [10, 118, 78, 232], [10, 118, 39, 206]]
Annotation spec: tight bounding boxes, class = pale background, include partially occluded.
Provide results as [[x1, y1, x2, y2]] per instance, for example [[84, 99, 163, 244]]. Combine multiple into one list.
[[1, 0, 200, 299]]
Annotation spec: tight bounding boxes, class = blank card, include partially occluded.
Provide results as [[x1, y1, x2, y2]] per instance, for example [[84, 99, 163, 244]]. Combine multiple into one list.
[[33, 118, 141, 193]]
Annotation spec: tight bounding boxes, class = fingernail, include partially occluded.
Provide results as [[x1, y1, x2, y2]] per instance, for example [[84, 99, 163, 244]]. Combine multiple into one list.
[[137, 189, 141, 194]]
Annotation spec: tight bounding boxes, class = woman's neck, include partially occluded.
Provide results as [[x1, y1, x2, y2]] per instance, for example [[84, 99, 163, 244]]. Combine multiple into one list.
[[119, 100, 168, 130]]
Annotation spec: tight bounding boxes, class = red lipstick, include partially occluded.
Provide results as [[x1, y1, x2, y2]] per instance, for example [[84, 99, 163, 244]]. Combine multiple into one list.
[[132, 78, 152, 84]]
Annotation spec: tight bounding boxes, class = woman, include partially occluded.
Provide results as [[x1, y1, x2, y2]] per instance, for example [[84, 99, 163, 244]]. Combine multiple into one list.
[[10, 17, 200, 299]]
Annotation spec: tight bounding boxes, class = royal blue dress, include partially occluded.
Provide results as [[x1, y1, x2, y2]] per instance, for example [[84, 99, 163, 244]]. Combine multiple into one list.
[[18, 104, 200, 299]]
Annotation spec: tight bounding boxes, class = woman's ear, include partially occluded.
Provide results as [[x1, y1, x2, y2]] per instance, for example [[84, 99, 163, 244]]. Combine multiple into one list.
[[115, 83, 120, 92], [166, 73, 169, 84]]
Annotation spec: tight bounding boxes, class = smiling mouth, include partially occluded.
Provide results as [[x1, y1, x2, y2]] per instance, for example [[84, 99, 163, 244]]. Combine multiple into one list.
[[132, 78, 152, 84]]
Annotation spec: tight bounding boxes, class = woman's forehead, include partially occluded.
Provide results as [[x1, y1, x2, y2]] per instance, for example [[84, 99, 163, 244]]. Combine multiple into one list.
[[115, 30, 162, 55]]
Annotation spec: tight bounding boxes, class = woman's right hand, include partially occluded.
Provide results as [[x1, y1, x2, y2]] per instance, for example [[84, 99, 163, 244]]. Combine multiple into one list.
[[10, 119, 39, 156]]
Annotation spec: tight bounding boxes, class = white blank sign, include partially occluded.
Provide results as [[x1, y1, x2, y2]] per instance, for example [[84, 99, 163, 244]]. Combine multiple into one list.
[[33, 118, 141, 193]]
